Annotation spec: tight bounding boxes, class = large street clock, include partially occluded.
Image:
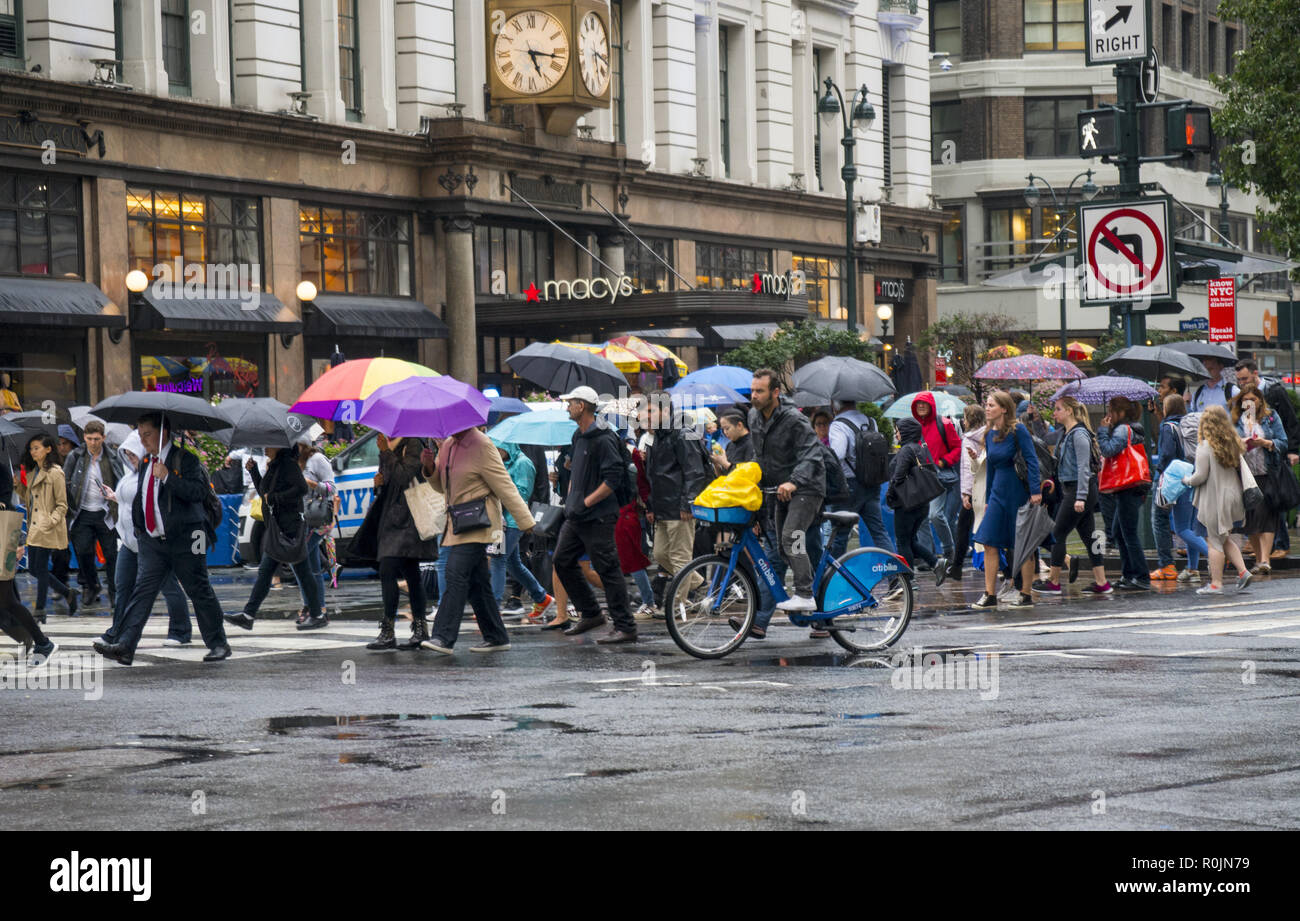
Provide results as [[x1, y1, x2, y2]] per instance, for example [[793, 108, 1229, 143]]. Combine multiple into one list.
[[486, 0, 612, 136]]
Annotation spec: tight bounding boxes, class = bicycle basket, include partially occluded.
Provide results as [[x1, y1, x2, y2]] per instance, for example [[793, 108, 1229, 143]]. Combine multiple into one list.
[[691, 505, 753, 526]]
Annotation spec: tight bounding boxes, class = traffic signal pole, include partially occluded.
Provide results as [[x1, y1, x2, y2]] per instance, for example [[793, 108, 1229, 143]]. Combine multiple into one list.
[[1116, 59, 1146, 347]]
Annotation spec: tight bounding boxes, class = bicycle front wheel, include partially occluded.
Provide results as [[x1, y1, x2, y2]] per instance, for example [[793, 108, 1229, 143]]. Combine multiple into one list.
[[663, 554, 757, 659], [817, 547, 914, 653]]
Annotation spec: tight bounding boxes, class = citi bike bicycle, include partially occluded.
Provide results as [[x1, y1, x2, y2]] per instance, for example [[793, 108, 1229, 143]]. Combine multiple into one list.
[[663, 495, 914, 659]]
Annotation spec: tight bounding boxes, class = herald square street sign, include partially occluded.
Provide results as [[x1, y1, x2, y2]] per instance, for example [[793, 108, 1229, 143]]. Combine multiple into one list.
[[1085, 0, 1150, 65], [1078, 197, 1174, 307]]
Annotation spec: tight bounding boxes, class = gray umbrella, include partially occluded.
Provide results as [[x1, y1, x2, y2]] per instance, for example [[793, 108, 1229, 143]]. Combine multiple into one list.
[[89, 391, 232, 433], [212, 398, 317, 449], [1165, 341, 1238, 365], [793, 356, 896, 403], [791, 390, 831, 408], [1012, 500, 1055, 573], [70, 405, 132, 447], [1101, 345, 1209, 381], [505, 343, 628, 397]]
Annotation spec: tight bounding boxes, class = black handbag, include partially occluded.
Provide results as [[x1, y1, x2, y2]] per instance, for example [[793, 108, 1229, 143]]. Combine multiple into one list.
[[442, 440, 492, 535], [303, 490, 334, 530], [262, 506, 308, 563], [887, 451, 946, 511], [1268, 463, 1300, 511], [529, 501, 564, 539]]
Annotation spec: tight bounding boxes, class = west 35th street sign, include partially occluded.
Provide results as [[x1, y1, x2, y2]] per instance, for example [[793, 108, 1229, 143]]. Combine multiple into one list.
[[1085, 0, 1150, 65]]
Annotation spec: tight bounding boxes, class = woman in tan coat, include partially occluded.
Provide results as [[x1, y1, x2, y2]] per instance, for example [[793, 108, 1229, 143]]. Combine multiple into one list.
[[15, 434, 79, 615], [420, 425, 535, 655], [1183, 406, 1254, 595]]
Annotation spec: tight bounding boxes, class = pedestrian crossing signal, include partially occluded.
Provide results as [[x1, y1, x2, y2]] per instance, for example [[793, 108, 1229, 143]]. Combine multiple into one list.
[[1165, 104, 1213, 155], [1077, 107, 1121, 158]]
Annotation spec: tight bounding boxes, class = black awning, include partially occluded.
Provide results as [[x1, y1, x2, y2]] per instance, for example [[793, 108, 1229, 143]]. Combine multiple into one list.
[[0, 277, 125, 328], [135, 288, 301, 334], [707, 323, 782, 349], [305, 294, 449, 339]]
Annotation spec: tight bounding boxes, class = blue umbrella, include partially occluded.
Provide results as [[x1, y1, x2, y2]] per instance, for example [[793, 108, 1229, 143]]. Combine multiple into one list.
[[676, 364, 752, 395], [1051, 372, 1157, 405], [486, 409, 577, 446], [669, 380, 746, 407], [488, 395, 532, 415], [883, 390, 966, 420]]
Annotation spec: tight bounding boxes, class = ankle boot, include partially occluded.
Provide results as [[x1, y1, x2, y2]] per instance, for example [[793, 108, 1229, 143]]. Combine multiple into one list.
[[397, 617, 428, 650], [365, 619, 397, 650]]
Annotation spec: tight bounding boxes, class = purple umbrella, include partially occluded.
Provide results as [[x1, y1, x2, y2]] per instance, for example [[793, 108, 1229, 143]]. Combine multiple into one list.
[[1051, 372, 1157, 405], [359, 376, 491, 438], [975, 355, 1086, 381]]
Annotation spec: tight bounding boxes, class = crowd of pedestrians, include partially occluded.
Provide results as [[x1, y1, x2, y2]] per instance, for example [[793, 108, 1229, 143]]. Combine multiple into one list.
[[5, 356, 1300, 667]]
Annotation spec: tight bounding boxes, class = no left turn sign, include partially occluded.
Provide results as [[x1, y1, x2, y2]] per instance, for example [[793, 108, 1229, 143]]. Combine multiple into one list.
[[1079, 198, 1174, 306]]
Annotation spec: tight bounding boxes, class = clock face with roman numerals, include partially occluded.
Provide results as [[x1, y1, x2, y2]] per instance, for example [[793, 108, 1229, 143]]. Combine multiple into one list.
[[492, 10, 570, 95], [577, 11, 610, 96]]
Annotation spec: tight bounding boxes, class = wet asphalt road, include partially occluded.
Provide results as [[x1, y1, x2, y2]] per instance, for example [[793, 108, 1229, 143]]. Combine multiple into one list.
[[2, 565, 1298, 830]]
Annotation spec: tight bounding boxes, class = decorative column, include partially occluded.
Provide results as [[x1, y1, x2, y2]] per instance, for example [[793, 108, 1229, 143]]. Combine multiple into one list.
[[441, 215, 478, 385], [598, 231, 626, 277]]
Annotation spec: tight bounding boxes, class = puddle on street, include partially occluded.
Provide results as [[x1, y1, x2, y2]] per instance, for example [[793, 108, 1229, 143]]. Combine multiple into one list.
[[739, 653, 893, 668], [338, 753, 422, 771], [266, 713, 593, 735], [837, 712, 904, 720], [565, 768, 643, 778]]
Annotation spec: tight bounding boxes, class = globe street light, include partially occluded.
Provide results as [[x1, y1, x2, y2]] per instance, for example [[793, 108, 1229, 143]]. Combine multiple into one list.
[[1022, 170, 1098, 358], [819, 77, 875, 334]]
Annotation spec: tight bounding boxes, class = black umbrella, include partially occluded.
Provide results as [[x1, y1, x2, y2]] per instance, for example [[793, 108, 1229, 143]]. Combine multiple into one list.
[[212, 398, 316, 449], [1165, 341, 1238, 365], [0, 410, 84, 467], [0, 416, 24, 469], [89, 392, 232, 434], [505, 343, 628, 397], [793, 356, 896, 403], [1101, 346, 1209, 381]]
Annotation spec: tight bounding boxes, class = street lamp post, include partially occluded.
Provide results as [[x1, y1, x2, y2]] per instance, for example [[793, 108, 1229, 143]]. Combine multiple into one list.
[[1206, 162, 1232, 242], [818, 77, 876, 334], [876, 303, 893, 364], [1022, 170, 1099, 359]]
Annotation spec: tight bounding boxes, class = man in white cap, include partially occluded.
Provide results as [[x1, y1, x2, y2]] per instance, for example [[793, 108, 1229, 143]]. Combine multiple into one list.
[[552, 386, 638, 643]]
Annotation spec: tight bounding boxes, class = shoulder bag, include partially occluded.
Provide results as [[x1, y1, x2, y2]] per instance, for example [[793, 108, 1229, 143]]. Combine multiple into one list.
[[886, 448, 945, 511], [441, 440, 491, 536], [1098, 427, 1151, 494], [260, 462, 309, 564], [1239, 454, 1263, 511]]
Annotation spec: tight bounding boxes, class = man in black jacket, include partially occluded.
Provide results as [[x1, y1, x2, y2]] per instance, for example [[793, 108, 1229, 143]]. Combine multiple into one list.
[[93, 413, 230, 665], [553, 387, 637, 643], [645, 392, 710, 595], [64, 420, 124, 607], [748, 369, 825, 612]]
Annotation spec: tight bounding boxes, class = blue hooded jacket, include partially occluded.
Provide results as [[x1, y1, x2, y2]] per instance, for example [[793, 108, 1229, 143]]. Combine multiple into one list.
[[494, 440, 536, 530]]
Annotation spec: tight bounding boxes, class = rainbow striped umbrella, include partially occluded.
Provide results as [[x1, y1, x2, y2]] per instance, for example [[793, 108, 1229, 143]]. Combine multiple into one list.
[[291, 357, 440, 421]]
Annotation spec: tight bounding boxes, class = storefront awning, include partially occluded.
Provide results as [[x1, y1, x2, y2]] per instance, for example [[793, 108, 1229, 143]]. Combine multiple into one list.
[[305, 294, 449, 339], [0, 277, 125, 328], [134, 288, 301, 334], [704, 317, 868, 350], [617, 327, 707, 346]]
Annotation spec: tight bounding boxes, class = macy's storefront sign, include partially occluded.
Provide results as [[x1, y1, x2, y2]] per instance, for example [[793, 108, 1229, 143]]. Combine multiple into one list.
[[523, 269, 806, 304]]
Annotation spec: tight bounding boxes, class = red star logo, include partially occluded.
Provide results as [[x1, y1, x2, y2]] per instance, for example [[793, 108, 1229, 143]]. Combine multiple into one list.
[[524, 283, 540, 302], [752, 273, 762, 293]]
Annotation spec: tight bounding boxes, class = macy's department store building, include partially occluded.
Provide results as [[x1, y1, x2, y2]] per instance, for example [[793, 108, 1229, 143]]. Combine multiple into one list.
[[0, 70, 942, 410]]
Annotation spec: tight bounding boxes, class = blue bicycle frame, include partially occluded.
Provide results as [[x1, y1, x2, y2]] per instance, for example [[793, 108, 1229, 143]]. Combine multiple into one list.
[[706, 527, 909, 628]]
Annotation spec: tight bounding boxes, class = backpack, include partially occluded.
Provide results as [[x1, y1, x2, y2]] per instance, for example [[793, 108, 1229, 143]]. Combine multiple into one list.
[[1013, 425, 1058, 487], [606, 429, 638, 508], [197, 462, 223, 547], [1191, 381, 1236, 412], [820, 442, 851, 504], [1178, 413, 1201, 462], [841, 418, 890, 488], [1161, 419, 1186, 464]]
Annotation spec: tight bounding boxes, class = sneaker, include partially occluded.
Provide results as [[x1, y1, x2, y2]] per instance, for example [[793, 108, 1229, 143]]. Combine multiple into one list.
[[1032, 580, 1062, 595], [1249, 563, 1271, 576], [1237, 571, 1254, 591], [933, 556, 949, 588], [1196, 584, 1224, 595], [1068, 555, 1082, 584], [776, 595, 816, 612], [27, 641, 58, 668], [1008, 593, 1034, 607], [1118, 578, 1151, 591], [469, 642, 511, 653], [1149, 565, 1177, 581], [500, 602, 527, 618], [419, 638, 454, 654], [1084, 582, 1114, 595], [632, 603, 658, 621], [162, 637, 189, 647], [996, 582, 1020, 603], [528, 594, 556, 622], [1176, 569, 1200, 583], [969, 593, 998, 609]]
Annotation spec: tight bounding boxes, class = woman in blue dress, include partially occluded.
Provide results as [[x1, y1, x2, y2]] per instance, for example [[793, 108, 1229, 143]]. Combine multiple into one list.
[[970, 390, 1041, 609]]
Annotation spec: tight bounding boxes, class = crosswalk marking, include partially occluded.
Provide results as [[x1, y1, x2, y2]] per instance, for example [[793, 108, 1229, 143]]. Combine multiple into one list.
[[1137, 615, 1300, 636]]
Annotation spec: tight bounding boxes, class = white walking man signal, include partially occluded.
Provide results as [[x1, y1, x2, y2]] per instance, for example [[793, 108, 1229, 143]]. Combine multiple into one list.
[[1081, 117, 1099, 151]]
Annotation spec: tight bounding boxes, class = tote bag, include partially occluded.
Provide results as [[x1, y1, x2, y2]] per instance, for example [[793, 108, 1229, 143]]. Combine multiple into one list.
[[0, 508, 24, 581], [1099, 428, 1151, 494], [404, 476, 443, 541], [887, 452, 945, 511]]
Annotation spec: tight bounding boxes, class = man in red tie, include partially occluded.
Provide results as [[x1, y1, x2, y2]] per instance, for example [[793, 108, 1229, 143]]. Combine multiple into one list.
[[93, 413, 230, 665]]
